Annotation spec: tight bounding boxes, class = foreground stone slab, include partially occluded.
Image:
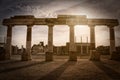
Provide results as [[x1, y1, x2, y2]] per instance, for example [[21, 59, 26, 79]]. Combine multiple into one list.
[[89, 50, 101, 61]]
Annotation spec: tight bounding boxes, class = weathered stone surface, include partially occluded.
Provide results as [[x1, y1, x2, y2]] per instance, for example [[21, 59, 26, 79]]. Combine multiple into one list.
[[89, 50, 101, 61], [69, 51, 77, 61], [88, 19, 119, 26], [45, 52, 53, 61], [2, 15, 119, 26], [1, 56, 120, 80], [21, 52, 31, 61], [21, 25, 32, 61]]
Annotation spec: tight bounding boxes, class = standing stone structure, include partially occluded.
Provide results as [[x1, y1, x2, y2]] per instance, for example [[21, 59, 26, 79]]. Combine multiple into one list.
[[69, 25, 77, 61], [45, 25, 54, 61], [22, 25, 32, 61], [89, 25, 100, 60], [5, 25, 13, 60], [2, 15, 119, 61], [108, 26, 116, 59]]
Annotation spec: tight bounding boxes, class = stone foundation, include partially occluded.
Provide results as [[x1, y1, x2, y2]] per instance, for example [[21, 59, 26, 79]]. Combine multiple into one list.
[[45, 52, 53, 61], [69, 51, 77, 61], [89, 50, 101, 61]]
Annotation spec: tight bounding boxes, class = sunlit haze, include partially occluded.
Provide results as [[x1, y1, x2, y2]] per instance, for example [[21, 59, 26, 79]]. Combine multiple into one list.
[[0, 0, 120, 48]]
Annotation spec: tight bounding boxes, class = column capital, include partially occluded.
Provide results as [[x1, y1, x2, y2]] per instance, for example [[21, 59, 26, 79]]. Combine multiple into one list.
[[107, 25, 115, 29], [7, 25, 14, 27], [48, 25, 54, 27], [27, 25, 33, 28], [68, 25, 75, 27], [88, 25, 96, 27]]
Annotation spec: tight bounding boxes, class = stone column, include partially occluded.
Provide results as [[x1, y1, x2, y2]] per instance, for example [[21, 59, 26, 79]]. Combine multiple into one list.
[[89, 25, 95, 50], [5, 25, 13, 60], [86, 37, 89, 54], [108, 26, 116, 59], [80, 37, 83, 54], [45, 25, 54, 61], [89, 25, 100, 61], [21, 25, 32, 61], [69, 25, 77, 61]]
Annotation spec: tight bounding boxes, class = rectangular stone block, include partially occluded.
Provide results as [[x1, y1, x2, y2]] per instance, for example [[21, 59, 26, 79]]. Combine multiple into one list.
[[69, 51, 77, 61], [89, 50, 101, 61], [45, 52, 53, 61], [88, 19, 119, 26], [21, 52, 31, 61]]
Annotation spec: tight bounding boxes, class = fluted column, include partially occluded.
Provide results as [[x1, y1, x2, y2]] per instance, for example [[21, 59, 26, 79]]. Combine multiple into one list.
[[22, 25, 32, 61], [108, 26, 116, 59], [69, 25, 77, 61], [45, 25, 54, 61], [5, 25, 13, 60]]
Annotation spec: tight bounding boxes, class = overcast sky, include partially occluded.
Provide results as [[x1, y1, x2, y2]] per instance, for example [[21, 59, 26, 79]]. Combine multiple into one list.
[[0, 0, 120, 48]]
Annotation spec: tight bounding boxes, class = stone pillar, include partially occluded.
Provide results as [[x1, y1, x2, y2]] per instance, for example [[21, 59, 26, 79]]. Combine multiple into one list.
[[108, 26, 116, 59], [89, 25, 100, 61], [45, 25, 54, 61], [5, 25, 13, 60], [89, 25, 95, 50], [86, 37, 89, 54], [80, 37, 83, 54], [69, 25, 77, 61], [21, 25, 32, 61]]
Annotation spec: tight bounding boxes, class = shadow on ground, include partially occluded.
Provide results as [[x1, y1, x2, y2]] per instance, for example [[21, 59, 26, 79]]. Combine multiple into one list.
[[0, 61, 48, 73], [93, 61, 120, 80], [39, 61, 76, 80]]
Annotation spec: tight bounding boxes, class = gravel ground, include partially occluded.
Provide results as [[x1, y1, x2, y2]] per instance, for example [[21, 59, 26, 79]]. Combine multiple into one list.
[[0, 55, 120, 80]]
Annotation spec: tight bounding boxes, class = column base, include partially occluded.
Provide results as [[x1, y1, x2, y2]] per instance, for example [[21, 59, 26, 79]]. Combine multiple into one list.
[[69, 51, 77, 61], [89, 50, 101, 61], [110, 51, 120, 61], [21, 53, 32, 61], [45, 52, 53, 61]]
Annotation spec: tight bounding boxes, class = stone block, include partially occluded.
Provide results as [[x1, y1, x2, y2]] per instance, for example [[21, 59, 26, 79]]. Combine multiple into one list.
[[45, 52, 53, 61], [69, 51, 77, 61], [21, 52, 31, 61], [89, 50, 101, 61]]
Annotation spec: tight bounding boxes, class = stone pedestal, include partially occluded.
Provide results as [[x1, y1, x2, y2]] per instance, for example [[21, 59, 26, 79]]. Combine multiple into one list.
[[69, 51, 77, 61], [89, 50, 101, 61], [45, 52, 53, 61], [21, 53, 31, 61]]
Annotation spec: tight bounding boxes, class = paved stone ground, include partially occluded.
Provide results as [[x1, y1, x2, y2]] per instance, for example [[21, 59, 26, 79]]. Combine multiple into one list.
[[0, 55, 120, 80]]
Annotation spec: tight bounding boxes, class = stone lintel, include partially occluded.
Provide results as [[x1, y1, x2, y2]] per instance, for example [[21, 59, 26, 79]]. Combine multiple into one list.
[[3, 18, 34, 25], [2, 15, 119, 27], [88, 19, 119, 26]]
